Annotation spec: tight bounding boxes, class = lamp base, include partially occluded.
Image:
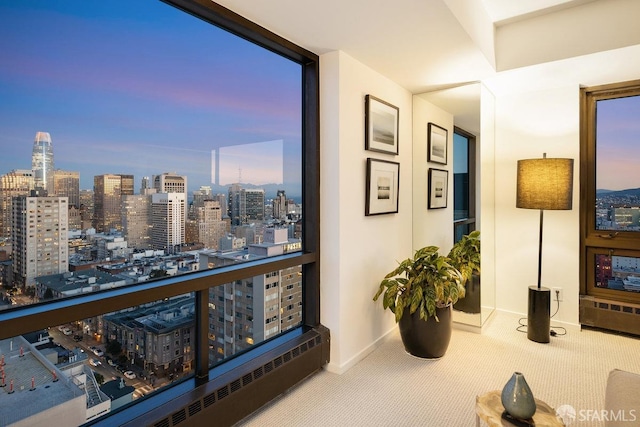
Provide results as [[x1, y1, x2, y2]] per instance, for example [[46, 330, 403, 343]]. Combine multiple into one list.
[[527, 286, 550, 343]]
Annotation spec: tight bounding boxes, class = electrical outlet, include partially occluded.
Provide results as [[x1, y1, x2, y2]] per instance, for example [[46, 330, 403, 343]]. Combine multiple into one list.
[[552, 287, 563, 302]]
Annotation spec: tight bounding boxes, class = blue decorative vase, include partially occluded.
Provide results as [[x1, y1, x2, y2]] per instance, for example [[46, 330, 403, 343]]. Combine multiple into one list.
[[501, 372, 536, 420]]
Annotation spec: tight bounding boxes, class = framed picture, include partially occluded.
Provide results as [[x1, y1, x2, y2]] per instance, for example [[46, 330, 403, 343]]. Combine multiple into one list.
[[366, 158, 400, 216], [365, 95, 399, 155], [428, 122, 448, 164], [428, 168, 448, 209]]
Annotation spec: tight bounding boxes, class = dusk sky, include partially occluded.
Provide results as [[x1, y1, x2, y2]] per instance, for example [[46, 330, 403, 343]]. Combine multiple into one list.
[[596, 95, 640, 191], [0, 1, 301, 193]]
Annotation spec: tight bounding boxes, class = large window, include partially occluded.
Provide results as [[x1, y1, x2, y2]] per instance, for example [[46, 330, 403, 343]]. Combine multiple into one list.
[[0, 1, 320, 425], [581, 80, 640, 306]]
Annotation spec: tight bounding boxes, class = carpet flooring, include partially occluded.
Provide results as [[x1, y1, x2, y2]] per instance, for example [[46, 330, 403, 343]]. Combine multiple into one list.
[[236, 312, 640, 426]]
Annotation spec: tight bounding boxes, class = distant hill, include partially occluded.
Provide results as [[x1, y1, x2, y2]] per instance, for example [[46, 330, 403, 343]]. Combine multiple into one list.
[[597, 188, 640, 197]]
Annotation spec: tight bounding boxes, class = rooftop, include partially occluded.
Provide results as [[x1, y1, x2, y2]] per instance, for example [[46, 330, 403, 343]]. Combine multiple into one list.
[[0, 336, 84, 426]]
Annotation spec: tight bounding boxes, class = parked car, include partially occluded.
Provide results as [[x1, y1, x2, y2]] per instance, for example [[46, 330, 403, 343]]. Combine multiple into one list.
[[107, 358, 117, 367], [123, 371, 136, 380], [62, 327, 72, 336], [73, 334, 83, 342], [89, 358, 101, 367]]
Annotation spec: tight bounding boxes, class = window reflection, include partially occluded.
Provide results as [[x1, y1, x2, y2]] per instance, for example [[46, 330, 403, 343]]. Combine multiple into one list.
[[595, 254, 640, 293]]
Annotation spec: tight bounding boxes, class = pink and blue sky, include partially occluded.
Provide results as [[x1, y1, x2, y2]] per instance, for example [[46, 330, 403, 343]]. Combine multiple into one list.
[[596, 95, 640, 191], [0, 0, 301, 194]]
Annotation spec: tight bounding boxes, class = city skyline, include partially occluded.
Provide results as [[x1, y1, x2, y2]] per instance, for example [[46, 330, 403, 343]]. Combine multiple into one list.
[[0, 1, 302, 193]]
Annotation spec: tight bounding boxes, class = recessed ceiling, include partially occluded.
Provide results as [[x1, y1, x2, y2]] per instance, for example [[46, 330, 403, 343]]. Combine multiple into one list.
[[214, 0, 639, 94]]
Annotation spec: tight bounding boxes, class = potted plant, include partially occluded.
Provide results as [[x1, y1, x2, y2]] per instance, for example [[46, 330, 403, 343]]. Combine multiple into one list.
[[449, 231, 481, 314], [373, 231, 480, 358]]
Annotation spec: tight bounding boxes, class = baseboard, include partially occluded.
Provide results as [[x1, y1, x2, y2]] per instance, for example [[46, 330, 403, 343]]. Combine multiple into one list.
[[325, 326, 397, 374]]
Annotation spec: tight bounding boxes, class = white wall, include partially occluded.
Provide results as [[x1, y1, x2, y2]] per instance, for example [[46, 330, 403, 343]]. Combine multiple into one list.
[[493, 85, 581, 326], [320, 51, 414, 373], [412, 97, 454, 252]]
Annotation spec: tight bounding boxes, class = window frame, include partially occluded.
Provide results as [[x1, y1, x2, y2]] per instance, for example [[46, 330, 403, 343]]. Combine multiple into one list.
[[580, 79, 640, 303], [0, 0, 321, 422]]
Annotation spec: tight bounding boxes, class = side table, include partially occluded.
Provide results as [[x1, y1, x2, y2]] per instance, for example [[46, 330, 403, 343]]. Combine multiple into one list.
[[475, 390, 565, 426]]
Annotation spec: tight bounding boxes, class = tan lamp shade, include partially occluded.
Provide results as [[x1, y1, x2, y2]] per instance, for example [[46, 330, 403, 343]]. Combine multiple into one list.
[[516, 158, 574, 210]]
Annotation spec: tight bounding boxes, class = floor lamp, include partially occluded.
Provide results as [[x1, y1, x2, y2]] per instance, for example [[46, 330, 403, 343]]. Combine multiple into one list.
[[516, 154, 574, 343]]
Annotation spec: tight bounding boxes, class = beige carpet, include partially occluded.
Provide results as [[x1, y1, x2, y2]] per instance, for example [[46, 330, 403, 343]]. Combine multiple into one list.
[[237, 312, 640, 426]]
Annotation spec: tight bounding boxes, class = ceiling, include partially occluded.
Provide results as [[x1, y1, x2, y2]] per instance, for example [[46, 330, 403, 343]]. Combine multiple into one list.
[[212, 0, 640, 95]]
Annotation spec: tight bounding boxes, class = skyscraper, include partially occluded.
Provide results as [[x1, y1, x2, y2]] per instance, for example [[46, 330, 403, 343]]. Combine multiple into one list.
[[151, 192, 186, 253], [153, 172, 188, 225], [32, 131, 54, 193], [0, 169, 33, 239], [122, 194, 153, 250], [53, 170, 80, 208], [12, 194, 69, 288], [93, 174, 134, 233], [228, 184, 265, 226], [196, 200, 227, 250]]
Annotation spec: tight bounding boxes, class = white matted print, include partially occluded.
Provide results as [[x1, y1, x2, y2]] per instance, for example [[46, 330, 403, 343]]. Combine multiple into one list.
[[428, 168, 448, 209], [366, 158, 400, 215], [365, 95, 399, 155], [428, 122, 447, 164]]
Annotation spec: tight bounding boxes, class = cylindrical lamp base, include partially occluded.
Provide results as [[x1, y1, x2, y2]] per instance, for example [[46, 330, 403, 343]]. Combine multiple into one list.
[[527, 286, 550, 343]]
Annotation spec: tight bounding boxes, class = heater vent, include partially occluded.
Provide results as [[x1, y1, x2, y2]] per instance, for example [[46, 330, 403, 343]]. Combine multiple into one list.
[[273, 356, 283, 368], [187, 401, 201, 417], [203, 392, 216, 408], [230, 379, 242, 393], [242, 373, 253, 386], [120, 327, 330, 427], [217, 385, 229, 400], [171, 409, 187, 425], [580, 295, 640, 337], [253, 366, 264, 378]]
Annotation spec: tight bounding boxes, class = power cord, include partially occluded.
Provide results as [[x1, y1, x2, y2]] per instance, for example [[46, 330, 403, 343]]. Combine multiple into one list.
[[516, 289, 567, 337]]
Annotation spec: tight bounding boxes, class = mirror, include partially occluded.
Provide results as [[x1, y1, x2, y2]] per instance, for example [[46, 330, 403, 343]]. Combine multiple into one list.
[[413, 83, 496, 328]]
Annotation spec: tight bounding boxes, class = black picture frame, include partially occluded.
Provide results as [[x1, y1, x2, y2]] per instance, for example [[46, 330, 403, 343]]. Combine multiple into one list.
[[365, 158, 400, 215], [428, 168, 448, 209], [365, 95, 399, 155], [427, 122, 448, 164]]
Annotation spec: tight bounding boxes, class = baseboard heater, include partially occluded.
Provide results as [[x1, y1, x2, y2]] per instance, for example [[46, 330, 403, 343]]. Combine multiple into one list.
[[580, 295, 640, 336], [120, 325, 330, 427]]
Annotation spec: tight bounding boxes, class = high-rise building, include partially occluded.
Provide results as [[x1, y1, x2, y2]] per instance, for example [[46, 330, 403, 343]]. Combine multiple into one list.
[[153, 172, 187, 227], [228, 184, 265, 225], [122, 194, 153, 250], [32, 131, 54, 192], [0, 169, 33, 238], [151, 192, 186, 253], [140, 176, 151, 194], [196, 200, 227, 250], [153, 172, 187, 195], [79, 189, 94, 231], [272, 190, 288, 219], [93, 174, 134, 233], [12, 194, 69, 288], [207, 264, 302, 363], [53, 170, 80, 208]]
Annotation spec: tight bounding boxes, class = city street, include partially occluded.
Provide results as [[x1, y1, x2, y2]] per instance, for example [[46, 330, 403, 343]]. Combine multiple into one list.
[[49, 326, 157, 399]]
